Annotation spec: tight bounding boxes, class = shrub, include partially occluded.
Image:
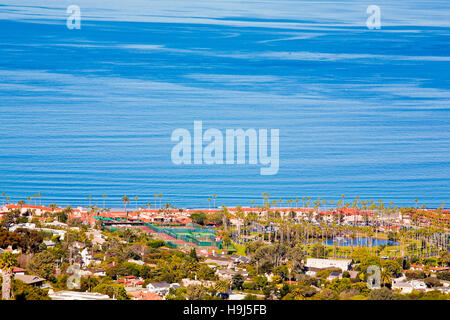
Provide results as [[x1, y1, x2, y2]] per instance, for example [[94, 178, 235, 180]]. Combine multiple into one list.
[[424, 277, 442, 288], [368, 287, 394, 300], [405, 270, 426, 280], [243, 281, 256, 291], [436, 271, 450, 281], [147, 240, 165, 248]]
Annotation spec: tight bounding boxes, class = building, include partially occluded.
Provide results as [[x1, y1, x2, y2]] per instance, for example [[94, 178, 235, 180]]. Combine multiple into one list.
[[228, 293, 246, 300], [1, 204, 62, 216], [128, 259, 145, 266], [327, 272, 341, 281], [80, 248, 94, 266], [128, 290, 163, 300], [230, 255, 250, 264], [146, 281, 180, 296], [392, 279, 413, 294], [204, 257, 235, 269], [12, 267, 26, 275], [118, 275, 144, 287], [14, 274, 46, 288], [305, 258, 352, 271], [410, 280, 427, 290], [181, 278, 215, 288], [49, 290, 112, 300], [43, 240, 55, 248], [216, 269, 240, 281]]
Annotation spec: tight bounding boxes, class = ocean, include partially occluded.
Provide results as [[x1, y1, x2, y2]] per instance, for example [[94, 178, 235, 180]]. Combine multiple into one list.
[[0, 1, 449, 209]]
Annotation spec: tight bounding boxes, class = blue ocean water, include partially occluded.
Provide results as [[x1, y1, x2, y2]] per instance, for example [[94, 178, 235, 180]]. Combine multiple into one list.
[[0, 1, 449, 209]]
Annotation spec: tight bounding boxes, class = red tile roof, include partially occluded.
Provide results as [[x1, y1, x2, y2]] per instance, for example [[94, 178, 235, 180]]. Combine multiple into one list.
[[128, 291, 163, 300]]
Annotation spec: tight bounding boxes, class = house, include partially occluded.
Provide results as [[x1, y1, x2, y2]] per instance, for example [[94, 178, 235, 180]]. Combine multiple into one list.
[[392, 279, 413, 294], [228, 293, 246, 300], [44, 221, 68, 228], [118, 275, 144, 287], [86, 230, 106, 247], [392, 279, 427, 292], [128, 259, 145, 266], [80, 248, 93, 266], [203, 257, 235, 269], [230, 255, 250, 264], [9, 223, 36, 232], [3, 247, 21, 254], [410, 280, 427, 290], [0, 267, 26, 276], [43, 240, 55, 248], [305, 258, 352, 271], [13, 267, 26, 275], [2, 204, 62, 216], [436, 286, 450, 294], [72, 241, 85, 249], [327, 272, 341, 281], [128, 290, 163, 300], [305, 270, 316, 277], [146, 282, 174, 296], [181, 278, 215, 288], [216, 269, 239, 281], [89, 268, 106, 277], [14, 274, 46, 288], [409, 264, 450, 273]]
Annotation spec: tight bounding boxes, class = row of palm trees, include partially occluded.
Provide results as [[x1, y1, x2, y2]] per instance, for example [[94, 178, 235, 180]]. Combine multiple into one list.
[[1, 193, 43, 207], [207, 194, 217, 210], [87, 194, 165, 211], [237, 214, 447, 259], [227, 195, 449, 260]]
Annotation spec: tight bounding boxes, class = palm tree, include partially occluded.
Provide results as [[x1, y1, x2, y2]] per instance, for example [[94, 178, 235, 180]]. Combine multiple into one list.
[[134, 196, 139, 211], [212, 194, 217, 208], [122, 195, 130, 220], [102, 194, 107, 209], [158, 193, 163, 209], [153, 194, 158, 209], [38, 193, 42, 205], [380, 269, 392, 288], [0, 252, 18, 300], [88, 195, 92, 208], [350, 232, 356, 255], [18, 200, 25, 209], [1, 192, 5, 206], [207, 198, 211, 210], [215, 279, 230, 295]]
